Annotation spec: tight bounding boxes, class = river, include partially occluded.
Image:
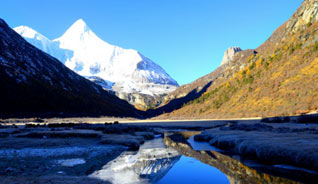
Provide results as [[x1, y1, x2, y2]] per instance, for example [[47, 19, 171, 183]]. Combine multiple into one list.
[[90, 134, 301, 184]]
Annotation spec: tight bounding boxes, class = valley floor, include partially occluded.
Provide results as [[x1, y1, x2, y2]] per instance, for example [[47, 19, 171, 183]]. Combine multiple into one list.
[[0, 116, 318, 183]]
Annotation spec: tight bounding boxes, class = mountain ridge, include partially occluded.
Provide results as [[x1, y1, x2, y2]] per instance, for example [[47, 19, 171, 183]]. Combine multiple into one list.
[[14, 19, 178, 110], [0, 18, 139, 118], [155, 0, 318, 119]]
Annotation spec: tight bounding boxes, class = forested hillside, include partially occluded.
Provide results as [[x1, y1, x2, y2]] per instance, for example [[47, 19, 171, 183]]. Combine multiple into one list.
[[157, 0, 318, 119]]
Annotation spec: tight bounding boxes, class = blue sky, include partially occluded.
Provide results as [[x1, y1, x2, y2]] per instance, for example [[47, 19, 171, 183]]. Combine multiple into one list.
[[1, 0, 302, 85]]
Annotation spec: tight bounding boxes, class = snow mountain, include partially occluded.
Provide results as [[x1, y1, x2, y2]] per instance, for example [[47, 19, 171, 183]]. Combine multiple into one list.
[[14, 19, 179, 107], [0, 18, 138, 118]]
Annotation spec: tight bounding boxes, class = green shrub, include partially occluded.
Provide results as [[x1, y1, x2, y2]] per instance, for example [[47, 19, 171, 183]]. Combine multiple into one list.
[[289, 46, 295, 54], [314, 41, 318, 51], [307, 17, 313, 27], [243, 75, 254, 85]]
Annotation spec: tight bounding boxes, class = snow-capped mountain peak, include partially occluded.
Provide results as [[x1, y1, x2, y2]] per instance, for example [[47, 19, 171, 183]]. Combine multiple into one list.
[[55, 19, 93, 42], [68, 19, 90, 33], [14, 19, 179, 104]]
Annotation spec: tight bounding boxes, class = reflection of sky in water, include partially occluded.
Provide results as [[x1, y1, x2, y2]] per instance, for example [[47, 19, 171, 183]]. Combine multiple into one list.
[[157, 156, 229, 184], [91, 138, 229, 184], [187, 135, 222, 151]]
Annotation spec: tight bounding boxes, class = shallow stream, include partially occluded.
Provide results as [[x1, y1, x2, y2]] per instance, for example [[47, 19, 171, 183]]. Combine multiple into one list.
[[89, 135, 304, 184], [90, 138, 229, 184]]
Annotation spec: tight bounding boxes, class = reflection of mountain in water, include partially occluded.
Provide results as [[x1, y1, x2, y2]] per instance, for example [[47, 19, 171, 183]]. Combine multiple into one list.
[[90, 138, 181, 184]]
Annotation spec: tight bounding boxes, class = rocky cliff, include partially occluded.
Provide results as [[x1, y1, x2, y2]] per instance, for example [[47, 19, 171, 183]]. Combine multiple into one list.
[[221, 47, 242, 65]]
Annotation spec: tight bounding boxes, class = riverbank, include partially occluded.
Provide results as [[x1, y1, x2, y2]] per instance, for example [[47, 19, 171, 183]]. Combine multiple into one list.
[[1, 117, 318, 183], [164, 132, 302, 183], [0, 123, 164, 183], [192, 122, 318, 182]]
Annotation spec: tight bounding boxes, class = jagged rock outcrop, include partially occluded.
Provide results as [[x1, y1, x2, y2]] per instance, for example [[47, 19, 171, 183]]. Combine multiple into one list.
[[221, 47, 242, 65], [258, 0, 318, 53]]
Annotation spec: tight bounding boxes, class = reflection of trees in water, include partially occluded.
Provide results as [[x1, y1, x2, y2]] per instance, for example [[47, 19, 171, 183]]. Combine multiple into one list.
[[164, 132, 300, 184]]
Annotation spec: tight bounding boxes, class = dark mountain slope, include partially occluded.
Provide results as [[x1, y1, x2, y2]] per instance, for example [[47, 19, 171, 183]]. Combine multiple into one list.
[[0, 18, 139, 118]]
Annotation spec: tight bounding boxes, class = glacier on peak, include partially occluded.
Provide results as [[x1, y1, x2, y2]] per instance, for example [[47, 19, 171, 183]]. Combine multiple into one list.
[[14, 26, 74, 64], [14, 19, 178, 96], [14, 26, 46, 40]]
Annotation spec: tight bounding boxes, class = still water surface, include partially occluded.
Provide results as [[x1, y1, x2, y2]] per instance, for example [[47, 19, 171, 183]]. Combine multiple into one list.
[[91, 138, 229, 183], [157, 155, 229, 184], [91, 137, 299, 184]]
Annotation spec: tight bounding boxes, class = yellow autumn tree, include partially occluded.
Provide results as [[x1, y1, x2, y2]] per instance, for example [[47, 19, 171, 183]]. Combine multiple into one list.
[[246, 67, 251, 75], [255, 58, 263, 69]]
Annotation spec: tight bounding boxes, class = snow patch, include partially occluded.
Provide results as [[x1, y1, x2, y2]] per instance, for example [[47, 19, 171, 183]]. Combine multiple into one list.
[[57, 158, 86, 167]]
